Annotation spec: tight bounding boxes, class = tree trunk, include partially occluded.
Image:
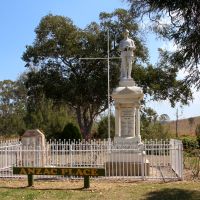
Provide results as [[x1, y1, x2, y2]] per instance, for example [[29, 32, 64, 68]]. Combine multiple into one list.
[[76, 106, 93, 140]]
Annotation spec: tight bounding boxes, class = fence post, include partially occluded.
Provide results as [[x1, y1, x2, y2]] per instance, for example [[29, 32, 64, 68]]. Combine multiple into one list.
[[179, 142, 184, 180], [84, 176, 90, 188], [5, 146, 8, 169], [28, 174, 34, 187], [141, 146, 145, 180], [70, 143, 72, 167]]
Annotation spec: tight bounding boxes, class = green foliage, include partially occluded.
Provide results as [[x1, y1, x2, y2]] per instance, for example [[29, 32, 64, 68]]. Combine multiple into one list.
[[0, 114, 26, 136], [128, 0, 200, 89], [182, 135, 200, 179], [195, 124, 200, 136], [133, 63, 193, 107], [141, 107, 171, 140], [179, 133, 200, 179], [55, 122, 82, 141], [197, 136, 200, 149], [25, 96, 72, 139], [179, 136, 199, 152], [96, 115, 115, 139], [141, 121, 170, 140], [0, 79, 27, 136], [185, 153, 200, 179]]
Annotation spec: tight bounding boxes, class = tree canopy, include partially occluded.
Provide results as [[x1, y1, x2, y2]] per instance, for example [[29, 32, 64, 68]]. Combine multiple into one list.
[[128, 0, 200, 89], [0, 79, 26, 135]]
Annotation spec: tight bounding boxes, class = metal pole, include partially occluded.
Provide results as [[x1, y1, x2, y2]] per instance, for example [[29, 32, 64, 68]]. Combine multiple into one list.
[[107, 29, 111, 140], [79, 57, 120, 60], [79, 30, 120, 140], [84, 176, 90, 188], [28, 174, 34, 187]]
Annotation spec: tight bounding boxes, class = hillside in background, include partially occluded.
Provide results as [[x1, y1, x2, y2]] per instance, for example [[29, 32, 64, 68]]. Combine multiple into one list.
[[164, 116, 200, 137]]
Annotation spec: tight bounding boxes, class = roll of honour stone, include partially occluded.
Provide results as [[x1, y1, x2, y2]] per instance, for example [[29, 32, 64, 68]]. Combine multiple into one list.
[[121, 108, 135, 137], [112, 81, 144, 144], [21, 129, 46, 167]]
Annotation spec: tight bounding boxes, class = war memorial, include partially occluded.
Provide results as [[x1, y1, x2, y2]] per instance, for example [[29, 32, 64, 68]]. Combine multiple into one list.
[[0, 30, 183, 188]]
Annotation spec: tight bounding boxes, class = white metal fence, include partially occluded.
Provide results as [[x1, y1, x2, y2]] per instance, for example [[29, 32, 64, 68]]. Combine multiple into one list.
[[0, 139, 183, 180], [0, 139, 22, 177]]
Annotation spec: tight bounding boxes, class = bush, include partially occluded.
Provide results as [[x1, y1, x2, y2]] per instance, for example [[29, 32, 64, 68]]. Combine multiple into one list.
[[141, 122, 171, 140], [196, 135, 200, 148], [96, 115, 115, 139], [195, 124, 200, 136], [56, 122, 82, 141], [180, 135, 199, 153]]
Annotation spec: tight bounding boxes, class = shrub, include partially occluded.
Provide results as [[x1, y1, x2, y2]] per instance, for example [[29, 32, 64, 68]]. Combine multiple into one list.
[[96, 115, 115, 139], [141, 122, 171, 140], [195, 124, 200, 136], [180, 135, 199, 153], [56, 122, 82, 141], [197, 135, 200, 147]]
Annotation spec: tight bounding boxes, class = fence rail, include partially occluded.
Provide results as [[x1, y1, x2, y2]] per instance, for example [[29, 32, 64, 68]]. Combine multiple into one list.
[[0, 139, 183, 180]]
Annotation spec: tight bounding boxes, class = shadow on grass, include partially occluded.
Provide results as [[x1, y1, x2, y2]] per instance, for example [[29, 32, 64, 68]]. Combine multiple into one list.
[[145, 188, 200, 200]]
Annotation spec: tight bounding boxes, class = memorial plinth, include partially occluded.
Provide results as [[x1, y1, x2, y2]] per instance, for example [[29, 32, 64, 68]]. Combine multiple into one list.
[[112, 79, 143, 144], [107, 78, 149, 177], [21, 129, 46, 166], [105, 149, 150, 176]]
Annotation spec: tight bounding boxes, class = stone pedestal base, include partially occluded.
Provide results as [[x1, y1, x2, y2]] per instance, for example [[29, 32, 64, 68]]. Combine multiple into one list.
[[119, 79, 135, 87], [21, 129, 46, 166], [105, 161, 150, 176], [111, 76, 146, 176], [112, 80, 143, 140], [105, 151, 150, 176], [114, 136, 142, 144]]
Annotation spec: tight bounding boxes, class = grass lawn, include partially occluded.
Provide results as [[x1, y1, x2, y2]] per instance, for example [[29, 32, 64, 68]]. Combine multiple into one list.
[[0, 179, 199, 200]]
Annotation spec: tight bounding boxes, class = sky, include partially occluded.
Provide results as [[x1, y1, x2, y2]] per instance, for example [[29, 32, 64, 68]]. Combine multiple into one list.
[[0, 0, 199, 120]]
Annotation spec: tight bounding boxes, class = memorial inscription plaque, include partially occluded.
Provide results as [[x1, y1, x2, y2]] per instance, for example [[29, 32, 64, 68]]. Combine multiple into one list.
[[121, 108, 135, 137]]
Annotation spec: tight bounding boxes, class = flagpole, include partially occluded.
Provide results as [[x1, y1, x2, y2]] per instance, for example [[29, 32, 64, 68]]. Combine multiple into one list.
[[107, 29, 111, 140], [79, 30, 120, 140]]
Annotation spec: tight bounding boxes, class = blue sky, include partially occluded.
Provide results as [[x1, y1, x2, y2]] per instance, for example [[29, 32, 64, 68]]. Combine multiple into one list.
[[0, 0, 199, 120], [0, 0, 129, 80]]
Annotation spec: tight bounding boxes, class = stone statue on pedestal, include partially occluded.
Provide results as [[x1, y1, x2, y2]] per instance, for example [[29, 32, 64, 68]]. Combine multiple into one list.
[[108, 30, 149, 177], [119, 29, 136, 80], [112, 29, 143, 144]]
